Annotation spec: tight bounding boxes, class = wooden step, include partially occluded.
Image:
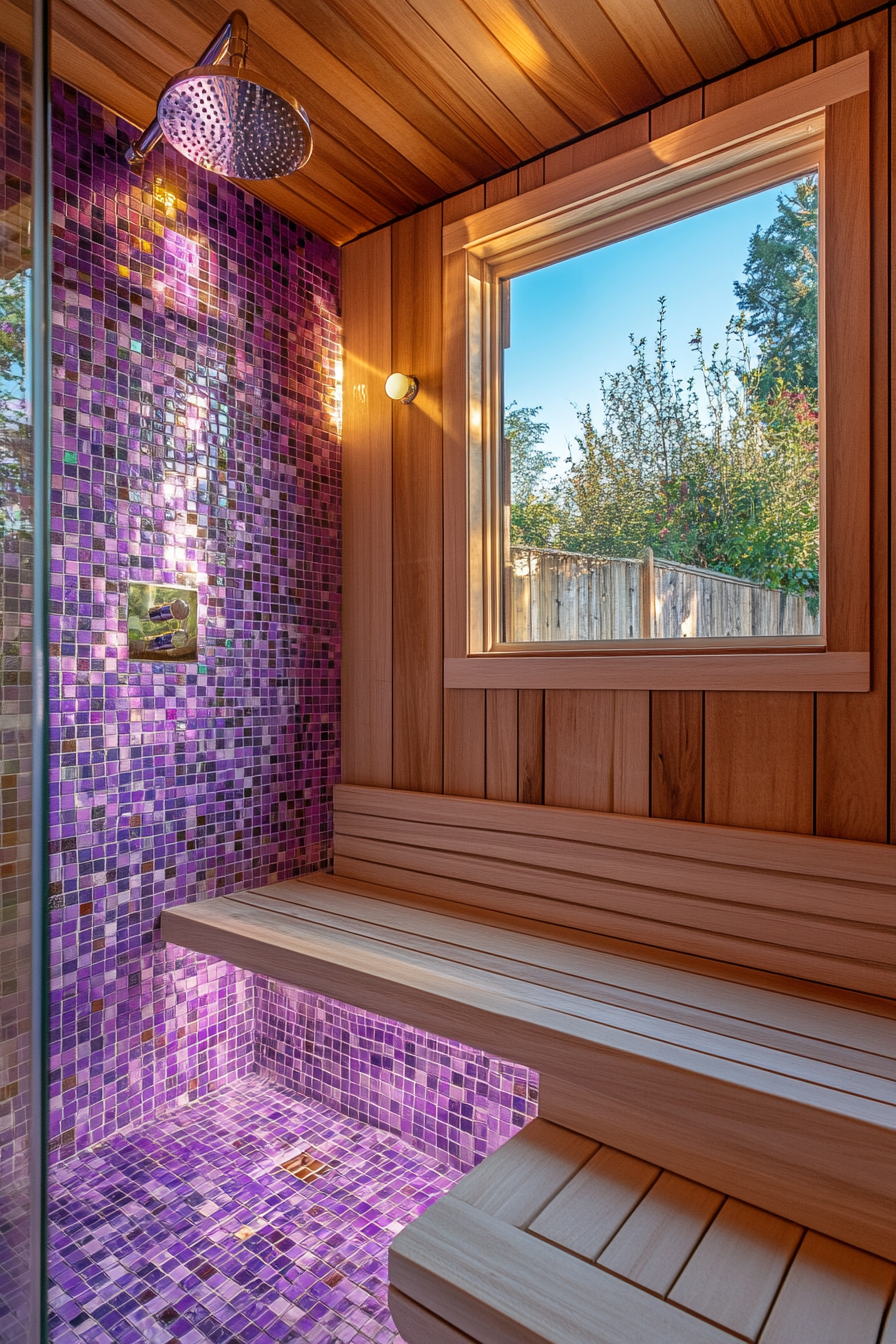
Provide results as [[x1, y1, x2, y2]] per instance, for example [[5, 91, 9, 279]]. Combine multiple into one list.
[[161, 871, 896, 1256], [389, 1118, 896, 1344]]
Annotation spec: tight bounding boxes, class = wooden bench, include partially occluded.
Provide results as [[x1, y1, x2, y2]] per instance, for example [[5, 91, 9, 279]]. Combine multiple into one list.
[[161, 865, 896, 1259], [389, 1117, 896, 1344]]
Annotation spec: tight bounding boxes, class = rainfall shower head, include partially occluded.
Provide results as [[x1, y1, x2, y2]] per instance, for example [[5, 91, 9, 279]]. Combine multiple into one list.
[[127, 11, 312, 181]]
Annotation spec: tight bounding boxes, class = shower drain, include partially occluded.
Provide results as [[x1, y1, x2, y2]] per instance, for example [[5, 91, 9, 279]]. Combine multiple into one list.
[[279, 1150, 329, 1183]]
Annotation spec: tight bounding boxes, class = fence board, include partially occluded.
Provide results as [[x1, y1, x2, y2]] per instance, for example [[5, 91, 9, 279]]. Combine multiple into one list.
[[508, 548, 819, 642]]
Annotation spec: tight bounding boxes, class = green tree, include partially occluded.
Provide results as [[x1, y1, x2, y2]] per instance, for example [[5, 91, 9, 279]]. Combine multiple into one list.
[[505, 402, 561, 547], [554, 305, 819, 606], [734, 175, 818, 396]]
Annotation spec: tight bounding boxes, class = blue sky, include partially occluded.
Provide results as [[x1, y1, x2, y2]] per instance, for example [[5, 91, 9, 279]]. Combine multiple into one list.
[[503, 182, 788, 465]]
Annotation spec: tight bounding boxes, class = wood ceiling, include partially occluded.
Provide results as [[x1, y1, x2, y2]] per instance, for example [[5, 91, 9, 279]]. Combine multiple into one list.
[[0, 0, 883, 244]]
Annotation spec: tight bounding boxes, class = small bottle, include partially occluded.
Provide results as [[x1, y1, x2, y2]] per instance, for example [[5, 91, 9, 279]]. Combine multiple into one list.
[[149, 597, 190, 623], [144, 629, 189, 653]]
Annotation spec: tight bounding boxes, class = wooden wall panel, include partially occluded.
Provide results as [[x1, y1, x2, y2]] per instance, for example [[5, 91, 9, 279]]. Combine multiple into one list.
[[340, 11, 892, 855], [341, 230, 393, 788], [651, 692, 703, 822], [518, 690, 545, 805], [815, 15, 889, 842], [544, 692, 649, 816], [443, 690, 485, 798], [486, 690, 518, 801], [392, 207, 444, 794], [704, 693, 814, 834]]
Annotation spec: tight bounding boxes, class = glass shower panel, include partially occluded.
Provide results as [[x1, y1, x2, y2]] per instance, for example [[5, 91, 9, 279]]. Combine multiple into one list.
[[0, 6, 48, 1339]]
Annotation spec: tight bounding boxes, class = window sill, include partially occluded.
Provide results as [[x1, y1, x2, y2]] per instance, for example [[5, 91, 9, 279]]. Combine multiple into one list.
[[444, 651, 869, 691]]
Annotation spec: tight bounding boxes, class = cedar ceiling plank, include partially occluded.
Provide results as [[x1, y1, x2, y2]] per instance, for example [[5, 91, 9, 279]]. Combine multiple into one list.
[[319, 0, 523, 173], [528, 0, 662, 115], [167, 0, 445, 205], [238, 167, 377, 237], [269, 0, 504, 182], [236, 180, 355, 244], [0, 4, 32, 56], [304, 126, 419, 220], [742, 0, 803, 47], [50, 30, 156, 129], [242, 33, 447, 204], [785, 0, 840, 34], [654, 0, 748, 79], [834, 0, 885, 16], [407, 0, 579, 149], [233, 0, 473, 193], [592, 0, 701, 95], [460, 0, 621, 131], [53, 0, 169, 101], [711, 0, 779, 60], [327, 0, 543, 163], [291, 146, 398, 229], [63, 0, 193, 73], [104, 0, 210, 55]]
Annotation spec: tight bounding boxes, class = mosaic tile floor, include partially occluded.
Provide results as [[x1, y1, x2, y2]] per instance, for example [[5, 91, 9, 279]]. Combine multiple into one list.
[[48, 1077, 462, 1344]]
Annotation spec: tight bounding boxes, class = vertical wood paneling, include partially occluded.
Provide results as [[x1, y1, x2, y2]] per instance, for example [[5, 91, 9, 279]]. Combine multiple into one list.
[[543, 114, 649, 183], [486, 170, 519, 207], [444, 689, 485, 797], [518, 689, 545, 804], [704, 693, 814, 833], [649, 89, 702, 139], [701, 39, 819, 837], [486, 690, 519, 800], [815, 16, 888, 842], [703, 43, 813, 115], [393, 206, 444, 793], [544, 691, 649, 814], [341, 230, 393, 787], [519, 159, 545, 193], [545, 691, 615, 812], [651, 691, 703, 821], [613, 691, 651, 816], [341, 13, 892, 856]]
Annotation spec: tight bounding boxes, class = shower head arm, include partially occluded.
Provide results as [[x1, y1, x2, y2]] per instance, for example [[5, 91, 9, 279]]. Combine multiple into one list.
[[126, 10, 250, 171]]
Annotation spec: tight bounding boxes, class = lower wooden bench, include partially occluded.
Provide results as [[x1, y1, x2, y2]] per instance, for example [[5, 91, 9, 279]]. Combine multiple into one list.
[[160, 870, 896, 1259], [389, 1118, 896, 1344]]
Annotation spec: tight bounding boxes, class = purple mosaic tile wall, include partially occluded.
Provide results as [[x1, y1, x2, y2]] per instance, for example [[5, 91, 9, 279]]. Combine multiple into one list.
[[255, 982, 539, 1173], [47, 76, 341, 1160]]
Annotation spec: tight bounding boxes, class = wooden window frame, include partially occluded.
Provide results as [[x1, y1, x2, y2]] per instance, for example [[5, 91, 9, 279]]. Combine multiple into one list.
[[443, 55, 871, 692]]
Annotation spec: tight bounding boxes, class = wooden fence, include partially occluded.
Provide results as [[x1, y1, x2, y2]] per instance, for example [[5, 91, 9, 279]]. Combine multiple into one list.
[[507, 547, 820, 641]]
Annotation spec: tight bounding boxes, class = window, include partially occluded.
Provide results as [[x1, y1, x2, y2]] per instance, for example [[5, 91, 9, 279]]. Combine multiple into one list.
[[502, 176, 820, 644], [443, 55, 871, 691]]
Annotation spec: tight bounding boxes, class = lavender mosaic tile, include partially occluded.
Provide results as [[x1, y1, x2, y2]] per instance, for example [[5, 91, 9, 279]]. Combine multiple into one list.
[[48, 1076, 460, 1343], [47, 78, 341, 1160], [255, 982, 539, 1173]]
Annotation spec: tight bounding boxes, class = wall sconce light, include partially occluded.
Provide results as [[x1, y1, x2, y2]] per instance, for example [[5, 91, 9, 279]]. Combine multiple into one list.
[[385, 372, 418, 404]]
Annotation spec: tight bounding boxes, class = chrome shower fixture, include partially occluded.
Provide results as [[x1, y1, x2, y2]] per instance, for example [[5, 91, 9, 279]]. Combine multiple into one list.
[[126, 11, 312, 181]]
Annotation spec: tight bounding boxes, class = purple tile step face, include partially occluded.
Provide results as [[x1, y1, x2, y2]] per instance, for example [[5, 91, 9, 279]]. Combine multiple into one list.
[[48, 1076, 462, 1344], [255, 982, 540, 1173]]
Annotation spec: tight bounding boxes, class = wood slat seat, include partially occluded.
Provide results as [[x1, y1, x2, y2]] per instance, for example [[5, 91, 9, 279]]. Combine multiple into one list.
[[388, 1117, 896, 1344], [160, 869, 896, 1259]]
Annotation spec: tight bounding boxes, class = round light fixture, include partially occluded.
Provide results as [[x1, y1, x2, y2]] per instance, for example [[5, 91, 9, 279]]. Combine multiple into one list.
[[385, 372, 418, 404]]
